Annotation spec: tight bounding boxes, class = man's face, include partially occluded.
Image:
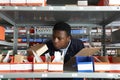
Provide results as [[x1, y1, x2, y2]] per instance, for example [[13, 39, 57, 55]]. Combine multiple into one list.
[[52, 30, 70, 49]]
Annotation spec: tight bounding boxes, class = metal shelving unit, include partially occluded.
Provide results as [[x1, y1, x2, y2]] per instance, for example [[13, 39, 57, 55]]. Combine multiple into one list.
[[0, 72, 119, 79], [0, 6, 120, 79]]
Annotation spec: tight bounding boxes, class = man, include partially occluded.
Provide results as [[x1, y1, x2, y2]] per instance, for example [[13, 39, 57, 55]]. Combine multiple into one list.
[[42, 22, 84, 80], [44, 22, 85, 63]]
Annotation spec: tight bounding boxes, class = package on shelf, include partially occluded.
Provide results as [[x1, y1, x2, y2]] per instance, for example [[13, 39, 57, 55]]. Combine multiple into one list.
[[27, 0, 47, 6], [0, 54, 14, 72], [94, 56, 120, 73], [11, 55, 32, 72], [48, 62, 63, 72], [27, 43, 48, 56], [98, 0, 120, 6], [0, 26, 5, 41], [76, 56, 94, 72], [0, 0, 10, 6], [33, 56, 48, 72], [10, 0, 26, 6], [48, 51, 64, 72], [64, 47, 101, 71]]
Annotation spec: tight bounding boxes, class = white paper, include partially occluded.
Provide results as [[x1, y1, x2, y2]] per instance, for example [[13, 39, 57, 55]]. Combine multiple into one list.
[[52, 51, 63, 63], [2, 50, 12, 63], [45, 53, 51, 62]]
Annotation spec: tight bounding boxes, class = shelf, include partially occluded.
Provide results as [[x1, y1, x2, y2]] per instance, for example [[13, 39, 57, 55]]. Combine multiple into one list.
[[0, 6, 120, 11], [0, 6, 120, 26], [0, 72, 119, 79], [0, 41, 27, 47], [0, 41, 13, 46]]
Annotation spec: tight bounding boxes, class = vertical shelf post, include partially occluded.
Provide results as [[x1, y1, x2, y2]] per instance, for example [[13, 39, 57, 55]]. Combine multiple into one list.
[[102, 25, 106, 56], [13, 24, 18, 55]]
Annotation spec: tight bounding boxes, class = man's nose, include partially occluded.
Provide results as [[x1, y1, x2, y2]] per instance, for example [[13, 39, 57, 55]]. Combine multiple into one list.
[[54, 38, 59, 43]]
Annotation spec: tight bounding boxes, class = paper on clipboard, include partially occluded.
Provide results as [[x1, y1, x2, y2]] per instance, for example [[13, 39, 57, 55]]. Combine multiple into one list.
[[75, 47, 101, 56]]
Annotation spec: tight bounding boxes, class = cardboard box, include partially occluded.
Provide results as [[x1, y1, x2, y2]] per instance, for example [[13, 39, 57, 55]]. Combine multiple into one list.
[[76, 56, 94, 72], [33, 56, 48, 72], [28, 44, 48, 56]]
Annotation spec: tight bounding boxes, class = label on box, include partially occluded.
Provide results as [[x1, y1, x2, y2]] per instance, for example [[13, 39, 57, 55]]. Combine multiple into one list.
[[27, 0, 44, 3], [78, 1, 88, 6], [110, 64, 120, 70], [0, 64, 10, 70], [34, 63, 47, 70], [109, 0, 120, 5], [48, 63, 63, 71], [11, 0, 26, 3], [77, 62, 93, 71], [11, 63, 32, 70], [0, 0, 10, 3], [95, 63, 111, 71]]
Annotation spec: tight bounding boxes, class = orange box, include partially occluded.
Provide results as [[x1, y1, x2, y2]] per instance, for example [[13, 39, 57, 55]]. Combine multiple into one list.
[[0, 26, 5, 40]]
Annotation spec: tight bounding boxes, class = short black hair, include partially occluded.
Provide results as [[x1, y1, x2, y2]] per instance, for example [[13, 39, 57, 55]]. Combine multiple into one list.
[[53, 22, 71, 36]]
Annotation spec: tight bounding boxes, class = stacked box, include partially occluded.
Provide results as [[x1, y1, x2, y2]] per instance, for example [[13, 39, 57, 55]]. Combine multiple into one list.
[[76, 56, 94, 72]]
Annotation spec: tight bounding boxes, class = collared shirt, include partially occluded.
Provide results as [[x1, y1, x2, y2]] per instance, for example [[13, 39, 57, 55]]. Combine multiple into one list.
[[60, 40, 71, 56]]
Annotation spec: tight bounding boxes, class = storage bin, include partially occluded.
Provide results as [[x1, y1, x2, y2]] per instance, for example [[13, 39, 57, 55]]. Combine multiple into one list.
[[76, 56, 94, 72], [10, 62, 32, 72], [0, 26, 5, 41], [33, 62, 48, 72], [94, 56, 120, 73], [48, 62, 63, 72]]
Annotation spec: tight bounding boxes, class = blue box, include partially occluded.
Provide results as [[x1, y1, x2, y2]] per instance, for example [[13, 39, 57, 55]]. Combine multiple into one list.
[[76, 56, 94, 72]]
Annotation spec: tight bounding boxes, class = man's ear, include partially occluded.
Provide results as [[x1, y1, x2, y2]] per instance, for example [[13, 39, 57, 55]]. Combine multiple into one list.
[[67, 36, 71, 41]]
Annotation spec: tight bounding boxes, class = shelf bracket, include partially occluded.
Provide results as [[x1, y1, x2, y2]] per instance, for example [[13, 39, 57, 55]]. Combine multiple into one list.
[[0, 12, 15, 25]]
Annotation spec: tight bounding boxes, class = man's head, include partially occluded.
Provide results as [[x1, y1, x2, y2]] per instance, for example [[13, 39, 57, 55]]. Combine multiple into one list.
[[52, 22, 71, 49]]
